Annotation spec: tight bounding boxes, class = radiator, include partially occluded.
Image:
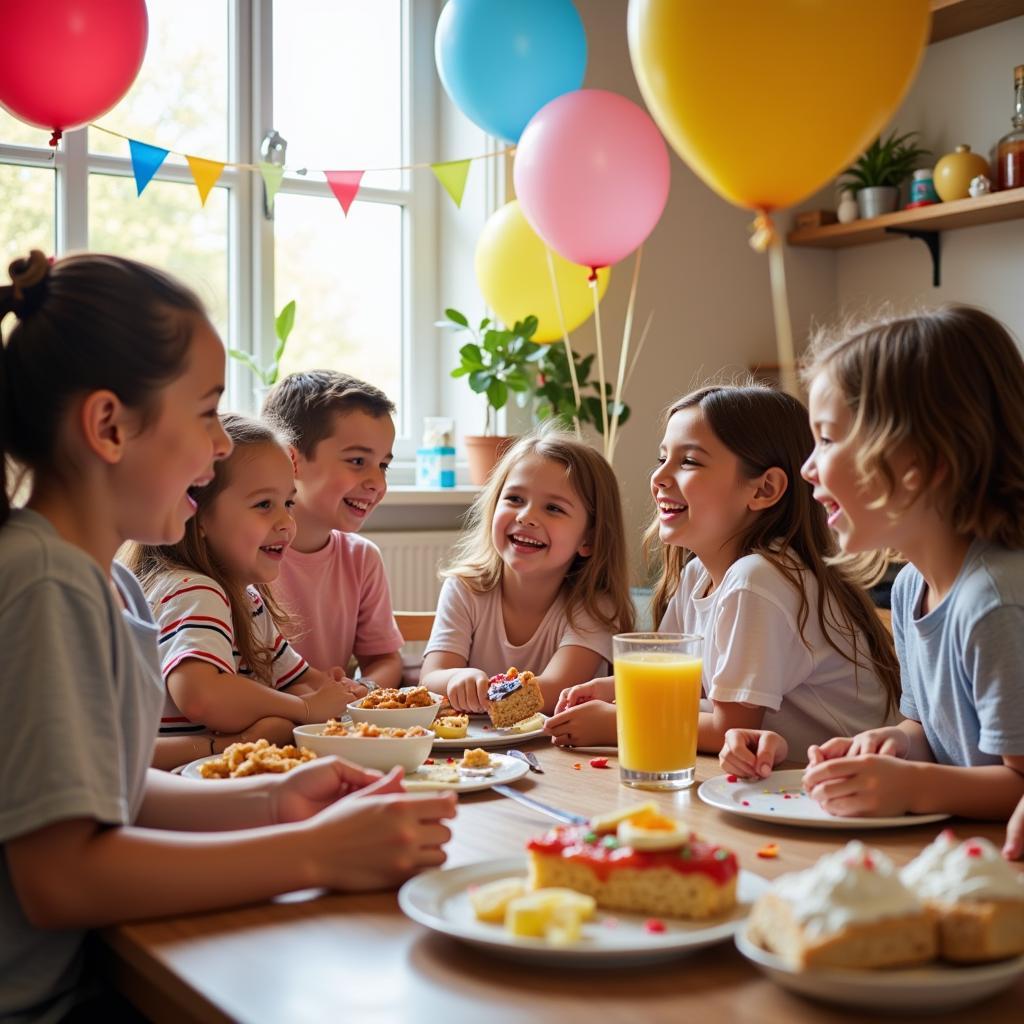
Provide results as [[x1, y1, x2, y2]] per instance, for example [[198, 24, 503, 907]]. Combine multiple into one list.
[[364, 530, 460, 611]]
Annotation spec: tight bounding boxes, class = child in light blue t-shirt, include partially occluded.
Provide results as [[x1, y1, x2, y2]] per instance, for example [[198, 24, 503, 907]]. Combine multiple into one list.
[[722, 306, 1024, 824]]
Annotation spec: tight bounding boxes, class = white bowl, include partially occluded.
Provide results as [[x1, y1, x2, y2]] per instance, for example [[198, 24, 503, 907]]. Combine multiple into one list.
[[346, 688, 443, 728], [293, 723, 435, 773]]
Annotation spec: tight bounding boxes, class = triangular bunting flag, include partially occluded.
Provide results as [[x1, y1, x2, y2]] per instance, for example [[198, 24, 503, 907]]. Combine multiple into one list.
[[259, 161, 285, 211], [128, 139, 169, 196], [186, 155, 226, 206], [324, 170, 365, 217], [430, 158, 472, 208]]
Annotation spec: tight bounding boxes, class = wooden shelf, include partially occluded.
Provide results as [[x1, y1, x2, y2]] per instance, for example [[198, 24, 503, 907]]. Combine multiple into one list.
[[929, 0, 1024, 43], [787, 189, 1024, 248]]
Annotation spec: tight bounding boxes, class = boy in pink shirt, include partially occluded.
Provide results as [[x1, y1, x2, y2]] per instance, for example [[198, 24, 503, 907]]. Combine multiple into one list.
[[263, 371, 404, 687]]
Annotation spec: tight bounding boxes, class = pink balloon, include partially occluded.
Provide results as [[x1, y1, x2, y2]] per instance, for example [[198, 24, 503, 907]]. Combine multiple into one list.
[[0, 0, 148, 139], [513, 89, 670, 269]]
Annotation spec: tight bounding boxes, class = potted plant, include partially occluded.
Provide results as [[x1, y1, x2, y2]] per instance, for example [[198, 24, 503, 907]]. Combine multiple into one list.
[[841, 131, 931, 218], [229, 299, 297, 400], [438, 308, 546, 483], [534, 344, 631, 437]]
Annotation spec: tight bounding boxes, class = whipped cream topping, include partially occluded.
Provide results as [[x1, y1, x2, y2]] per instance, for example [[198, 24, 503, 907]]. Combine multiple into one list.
[[770, 841, 922, 938], [900, 831, 1024, 904]]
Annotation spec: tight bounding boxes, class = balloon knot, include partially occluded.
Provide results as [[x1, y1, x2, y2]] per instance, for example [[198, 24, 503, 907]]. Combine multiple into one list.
[[48, 130, 62, 147], [587, 267, 599, 283], [749, 212, 777, 253]]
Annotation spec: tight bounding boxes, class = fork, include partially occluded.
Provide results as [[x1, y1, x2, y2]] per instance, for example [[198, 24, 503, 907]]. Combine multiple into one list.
[[506, 748, 544, 774]]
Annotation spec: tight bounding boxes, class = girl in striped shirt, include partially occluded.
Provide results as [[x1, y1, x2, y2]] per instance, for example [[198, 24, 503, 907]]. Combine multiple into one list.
[[125, 414, 365, 768]]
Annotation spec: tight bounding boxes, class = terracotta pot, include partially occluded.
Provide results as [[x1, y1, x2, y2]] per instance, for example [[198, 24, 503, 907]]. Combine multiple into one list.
[[464, 435, 515, 485]]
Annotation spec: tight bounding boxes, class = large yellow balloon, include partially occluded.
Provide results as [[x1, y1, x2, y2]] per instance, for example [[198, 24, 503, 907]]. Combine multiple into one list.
[[475, 200, 610, 343], [627, 0, 930, 211]]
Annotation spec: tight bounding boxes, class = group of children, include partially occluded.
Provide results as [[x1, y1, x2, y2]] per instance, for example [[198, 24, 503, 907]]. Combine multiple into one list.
[[1, 250, 1022, 1020]]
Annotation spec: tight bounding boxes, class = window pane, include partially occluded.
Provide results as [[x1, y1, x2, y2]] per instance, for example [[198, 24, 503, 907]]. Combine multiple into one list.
[[274, 194, 402, 421], [88, 0, 229, 165], [273, 1, 402, 190], [0, 163, 55, 266], [0, 110, 51, 148], [88, 173, 228, 338]]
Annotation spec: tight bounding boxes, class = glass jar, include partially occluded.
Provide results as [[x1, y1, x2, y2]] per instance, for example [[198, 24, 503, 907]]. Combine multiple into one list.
[[996, 64, 1024, 191]]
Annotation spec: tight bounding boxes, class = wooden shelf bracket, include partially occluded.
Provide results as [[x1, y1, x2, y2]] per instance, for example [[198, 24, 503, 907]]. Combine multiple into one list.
[[883, 227, 942, 287]]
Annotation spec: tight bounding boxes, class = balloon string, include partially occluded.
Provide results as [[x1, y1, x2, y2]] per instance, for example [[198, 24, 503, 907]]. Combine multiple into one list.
[[543, 246, 582, 440], [590, 277, 610, 455], [623, 309, 655, 394], [608, 244, 643, 464], [767, 232, 800, 399], [748, 210, 777, 254]]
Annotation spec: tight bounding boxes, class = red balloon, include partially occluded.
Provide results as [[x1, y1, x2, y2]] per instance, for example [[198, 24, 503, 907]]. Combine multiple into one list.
[[0, 0, 148, 140]]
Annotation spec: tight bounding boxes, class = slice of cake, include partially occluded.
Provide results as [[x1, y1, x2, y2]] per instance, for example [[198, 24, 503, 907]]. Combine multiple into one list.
[[486, 666, 543, 728], [525, 804, 738, 919], [747, 841, 937, 970], [900, 830, 1024, 963]]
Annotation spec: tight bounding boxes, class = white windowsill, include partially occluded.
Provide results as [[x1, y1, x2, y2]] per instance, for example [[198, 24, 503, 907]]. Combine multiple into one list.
[[385, 485, 481, 506]]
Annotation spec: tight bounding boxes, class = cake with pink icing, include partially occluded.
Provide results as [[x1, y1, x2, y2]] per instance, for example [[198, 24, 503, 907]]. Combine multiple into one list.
[[747, 841, 936, 970], [900, 830, 1024, 963]]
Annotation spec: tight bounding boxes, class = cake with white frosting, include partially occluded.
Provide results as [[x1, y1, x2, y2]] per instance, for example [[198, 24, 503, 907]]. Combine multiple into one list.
[[747, 841, 936, 970], [901, 830, 1024, 963]]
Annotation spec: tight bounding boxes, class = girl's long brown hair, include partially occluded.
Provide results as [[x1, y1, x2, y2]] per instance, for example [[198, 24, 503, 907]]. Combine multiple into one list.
[[645, 385, 900, 717], [443, 428, 635, 637], [123, 414, 294, 684]]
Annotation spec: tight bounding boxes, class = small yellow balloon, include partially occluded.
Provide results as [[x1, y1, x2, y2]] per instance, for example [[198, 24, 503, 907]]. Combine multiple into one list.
[[475, 199, 610, 343], [627, 0, 930, 211]]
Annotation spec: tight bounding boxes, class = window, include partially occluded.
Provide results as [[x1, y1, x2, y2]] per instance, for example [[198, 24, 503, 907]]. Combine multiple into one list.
[[0, 0, 452, 463]]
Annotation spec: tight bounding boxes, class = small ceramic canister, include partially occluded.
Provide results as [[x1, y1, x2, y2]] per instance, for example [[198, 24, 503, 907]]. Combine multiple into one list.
[[907, 168, 939, 207], [934, 145, 991, 201], [837, 189, 859, 223]]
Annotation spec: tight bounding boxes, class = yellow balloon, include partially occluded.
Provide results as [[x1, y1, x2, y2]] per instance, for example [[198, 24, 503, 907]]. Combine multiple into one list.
[[627, 0, 930, 211], [475, 200, 610, 343]]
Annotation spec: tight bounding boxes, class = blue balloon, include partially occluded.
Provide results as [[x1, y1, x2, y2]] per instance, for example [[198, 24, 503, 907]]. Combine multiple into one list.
[[435, 0, 586, 143]]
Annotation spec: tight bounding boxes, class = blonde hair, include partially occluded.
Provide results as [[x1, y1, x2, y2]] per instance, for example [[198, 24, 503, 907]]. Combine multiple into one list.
[[801, 305, 1024, 555], [644, 384, 900, 717], [443, 429, 634, 636], [122, 414, 295, 684]]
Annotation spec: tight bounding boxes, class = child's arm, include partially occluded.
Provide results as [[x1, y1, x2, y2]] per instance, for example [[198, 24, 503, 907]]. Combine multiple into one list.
[[5, 773, 456, 929], [533, 645, 606, 714], [544, 700, 617, 748], [719, 728, 789, 779], [420, 651, 489, 713], [803, 753, 1024, 819], [355, 651, 403, 689], [554, 676, 615, 713], [1004, 794, 1024, 860], [806, 719, 934, 765], [168, 660, 359, 732], [697, 700, 767, 753]]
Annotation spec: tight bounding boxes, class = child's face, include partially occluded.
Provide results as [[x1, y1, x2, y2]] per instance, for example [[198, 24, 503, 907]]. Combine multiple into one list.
[[292, 410, 395, 533], [491, 453, 591, 579], [120, 320, 232, 545], [199, 442, 297, 586], [651, 407, 764, 558], [802, 371, 914, 554]]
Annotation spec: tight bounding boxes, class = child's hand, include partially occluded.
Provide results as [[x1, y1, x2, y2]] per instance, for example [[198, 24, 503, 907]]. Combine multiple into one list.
[[544, 700, 617, 748], [446, 669, 490, 714], [300, 680, 361, 724], [327, 665, 368, 702], [807, 727, 908, 766], [271, 756, 382, 824], [719, 729, 788, 780], [304, 769, 457, 891], [554, 676, 615, 714], [1004, 794, 1024, 860], [802, 754, 920, 817]]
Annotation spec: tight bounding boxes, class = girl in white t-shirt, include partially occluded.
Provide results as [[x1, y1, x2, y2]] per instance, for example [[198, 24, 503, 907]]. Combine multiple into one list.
[[547, 384, 899, 760], [125, 413, 365, 767], [421, 430, 634, 713]]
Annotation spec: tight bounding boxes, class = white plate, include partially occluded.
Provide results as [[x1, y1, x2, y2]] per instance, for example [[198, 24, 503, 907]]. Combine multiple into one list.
[[403, 752, 530, 793], [180, 753, 293, 779], [698, 769, 950, 829], [431, 715, 548, 749], [735, 927, 1024, 1013], [399, 856, 769, 967]]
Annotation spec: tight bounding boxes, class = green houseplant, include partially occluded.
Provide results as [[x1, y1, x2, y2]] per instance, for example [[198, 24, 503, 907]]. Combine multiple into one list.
[[534, 344, 630, 437], [229, 299, 297, 390], [841, 130, 931, 218]]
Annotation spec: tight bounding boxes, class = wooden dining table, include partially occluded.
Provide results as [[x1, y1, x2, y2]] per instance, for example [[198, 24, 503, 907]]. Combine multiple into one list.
[[102, 742, 1023, 1023]]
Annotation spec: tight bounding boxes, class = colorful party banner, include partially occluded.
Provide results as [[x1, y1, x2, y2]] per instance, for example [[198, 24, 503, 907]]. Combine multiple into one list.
[[430, 158, 472, 208], [128, 139, 169, 196], [186, 155, 226, 206], [259, 161, 285, 211], [324, 170, 365, 216]]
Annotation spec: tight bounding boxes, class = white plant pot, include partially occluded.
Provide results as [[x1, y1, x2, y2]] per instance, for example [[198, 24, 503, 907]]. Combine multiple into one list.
[[856, 186, 899, 219]]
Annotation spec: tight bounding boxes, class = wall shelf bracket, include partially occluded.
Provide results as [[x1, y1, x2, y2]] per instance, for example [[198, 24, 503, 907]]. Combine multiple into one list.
[[884, 227, 941, 287]]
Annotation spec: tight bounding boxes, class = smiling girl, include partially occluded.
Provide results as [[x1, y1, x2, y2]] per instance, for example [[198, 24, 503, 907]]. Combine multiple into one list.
[[420, 430, 633, 714], [125, 414, 365, 766]]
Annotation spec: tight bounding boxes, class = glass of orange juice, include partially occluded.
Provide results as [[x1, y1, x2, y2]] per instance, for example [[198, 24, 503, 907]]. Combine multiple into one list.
[[613, 632, 703, 790]]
